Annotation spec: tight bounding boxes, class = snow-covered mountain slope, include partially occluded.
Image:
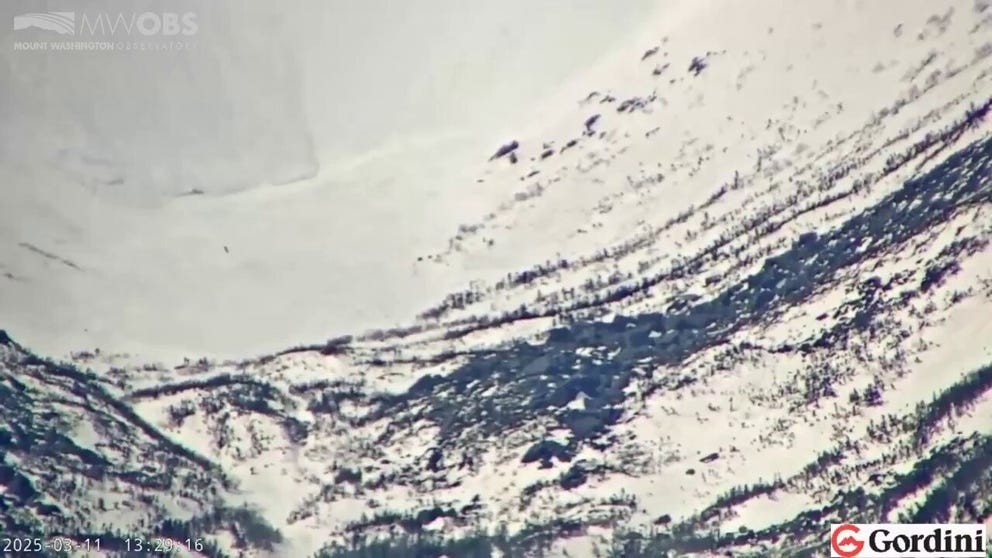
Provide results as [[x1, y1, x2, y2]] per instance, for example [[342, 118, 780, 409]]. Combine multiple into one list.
[[0, 0, 657, 361], [0, 335, 286, 557], [3, 0, 992, 557]]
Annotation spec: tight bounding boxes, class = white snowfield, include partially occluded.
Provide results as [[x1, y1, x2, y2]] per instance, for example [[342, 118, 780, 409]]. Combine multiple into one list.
[[0, 0, 657, 361], [2, 0, 992, 557]]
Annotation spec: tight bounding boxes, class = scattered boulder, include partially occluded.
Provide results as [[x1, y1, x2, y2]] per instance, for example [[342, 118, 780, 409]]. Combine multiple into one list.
[[654, 513, 672, 526], [5, 469, 39, 502], [460, 495, 483, 515], [653, 62, 671, 76], [426, 447, 444, 472], [408, 506, 455, 531], [409, 373, 446, 395], [689, 56, 708, 76], [489, 140, 520, 161], [559, 464, 588, 489], [584, 114, 601, 135], [560, 138, 579, 153], [521, 439, 573, 466], [334, 467, 362, 484], [700, 452, 720, 464], [920, 261, 961, 292]]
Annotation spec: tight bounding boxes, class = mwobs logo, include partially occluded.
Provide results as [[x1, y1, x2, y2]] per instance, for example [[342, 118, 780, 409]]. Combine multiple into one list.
[[11, 11, 198, 37], [11, 10, 197, 53], [12, 12, 75, 35], [830, 523, 988, 558], [76, 12, 198, 37]]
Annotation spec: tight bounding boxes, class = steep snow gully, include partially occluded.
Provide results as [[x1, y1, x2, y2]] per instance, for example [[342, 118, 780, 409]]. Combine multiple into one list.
[[2, 1, 992, 557]]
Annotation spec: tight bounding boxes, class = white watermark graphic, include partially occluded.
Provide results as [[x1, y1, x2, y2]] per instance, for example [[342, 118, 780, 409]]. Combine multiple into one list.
[[12, 11, 198, 52], [13, 12, 75, 35]]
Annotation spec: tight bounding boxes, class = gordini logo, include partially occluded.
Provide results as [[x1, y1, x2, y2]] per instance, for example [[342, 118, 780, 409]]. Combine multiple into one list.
[[832, 524, 865, 558], [830, 523, 988, 557]]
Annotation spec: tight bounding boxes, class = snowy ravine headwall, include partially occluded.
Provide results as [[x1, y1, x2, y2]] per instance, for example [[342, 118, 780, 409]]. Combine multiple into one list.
[[0, 0, 658, 359]]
